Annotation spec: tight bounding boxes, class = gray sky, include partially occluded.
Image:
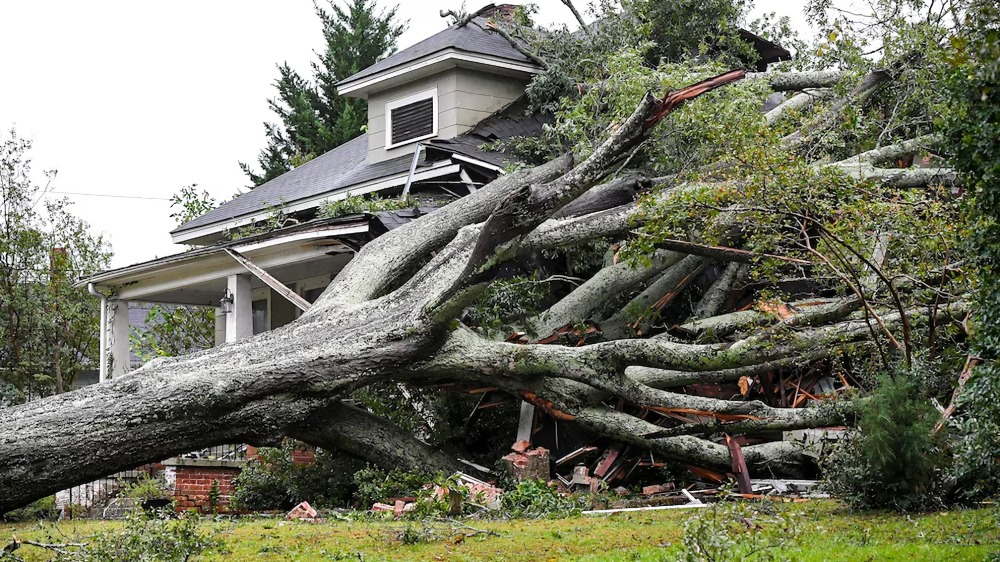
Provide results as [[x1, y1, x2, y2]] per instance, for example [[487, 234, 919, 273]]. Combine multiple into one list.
[[0, 1, 805, 269]]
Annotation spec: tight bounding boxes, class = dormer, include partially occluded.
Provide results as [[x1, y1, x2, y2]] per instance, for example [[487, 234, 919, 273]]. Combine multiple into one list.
[[337, 5, 544, 164]]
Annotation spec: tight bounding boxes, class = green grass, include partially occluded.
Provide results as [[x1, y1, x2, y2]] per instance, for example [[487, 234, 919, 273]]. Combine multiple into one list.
[[2, 501, 997, 561]]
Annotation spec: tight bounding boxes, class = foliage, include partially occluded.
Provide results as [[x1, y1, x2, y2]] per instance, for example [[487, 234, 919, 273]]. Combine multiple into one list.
[[130, 303, 215, 362], [225, 202, 296, 240], [352, 384, 520, 463], [0, 129, 111, 400], [464, 274, 552, 338], [353, 466, 434, 508], [168, 184, 217, 227], [499, 479, 583, 519], [942, 1, 1000, 501], [679, 500, 801, 562], [120, 473, 170, 502], [1, 495, 58, 522], [317, 193, 412, 219], [48, 510, 222, 562], [822, 368, 950, 511], [241, 0, 406, 187], [635, 0, 757, 69], [232, 441, 364, 510]]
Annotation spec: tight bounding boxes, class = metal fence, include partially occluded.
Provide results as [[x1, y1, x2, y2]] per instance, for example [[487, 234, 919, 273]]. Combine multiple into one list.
[[56, 444, 248, 518], [57, 465, 156, 517], [179, 443, 247, 461]]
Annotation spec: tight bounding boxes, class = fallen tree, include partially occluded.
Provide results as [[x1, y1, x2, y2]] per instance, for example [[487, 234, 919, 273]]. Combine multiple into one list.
[[0, 2, 977, 512]]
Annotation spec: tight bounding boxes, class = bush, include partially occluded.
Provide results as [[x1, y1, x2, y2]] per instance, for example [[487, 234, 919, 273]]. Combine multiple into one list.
[[120, 473, 169, 502], [49, 510, 221, 562], [679, 499, 800, 562], [2, 495, 58, 522], [499, 479, 582, 519], [353, 467, 434, 508], [822, 370, 950, 511], [232, 441, 364, 510]]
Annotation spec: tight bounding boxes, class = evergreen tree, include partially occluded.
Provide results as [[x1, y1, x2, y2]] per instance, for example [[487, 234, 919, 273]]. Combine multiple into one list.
[[241, 0, 406, 187]]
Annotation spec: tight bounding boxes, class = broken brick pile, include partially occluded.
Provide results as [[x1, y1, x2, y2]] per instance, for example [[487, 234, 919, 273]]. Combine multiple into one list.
[[501, 439, 550, 481]]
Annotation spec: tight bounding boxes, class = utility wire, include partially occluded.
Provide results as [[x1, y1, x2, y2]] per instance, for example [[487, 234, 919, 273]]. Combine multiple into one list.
[[47, 191, 171, 201]]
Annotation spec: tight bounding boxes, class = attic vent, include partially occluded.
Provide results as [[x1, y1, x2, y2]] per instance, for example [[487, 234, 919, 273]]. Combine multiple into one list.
[[386, 89, 438, 148]]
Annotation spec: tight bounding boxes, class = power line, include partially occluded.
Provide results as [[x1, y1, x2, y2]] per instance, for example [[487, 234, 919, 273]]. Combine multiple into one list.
[[47, 191, 171, 202]]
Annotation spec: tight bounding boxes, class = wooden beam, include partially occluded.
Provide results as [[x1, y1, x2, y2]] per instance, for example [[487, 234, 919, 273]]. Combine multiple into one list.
[[224, 249, 312, 312]]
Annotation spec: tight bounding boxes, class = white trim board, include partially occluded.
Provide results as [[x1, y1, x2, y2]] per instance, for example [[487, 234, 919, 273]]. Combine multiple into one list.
[[337, 49, 542, 97]]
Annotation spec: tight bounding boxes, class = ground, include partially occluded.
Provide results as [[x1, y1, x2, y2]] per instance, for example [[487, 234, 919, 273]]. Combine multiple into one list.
[[2, 501, 997, 561]]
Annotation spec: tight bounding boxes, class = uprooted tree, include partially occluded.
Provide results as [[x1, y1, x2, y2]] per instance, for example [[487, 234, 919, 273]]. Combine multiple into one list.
[[1, 0, 994, 511]]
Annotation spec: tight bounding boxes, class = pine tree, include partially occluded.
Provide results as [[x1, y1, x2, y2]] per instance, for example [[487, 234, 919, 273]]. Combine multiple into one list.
[[241, 0, 406, 187]]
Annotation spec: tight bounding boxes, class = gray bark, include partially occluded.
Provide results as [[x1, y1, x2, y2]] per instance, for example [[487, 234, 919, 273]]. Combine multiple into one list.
[[600, 255, 711, 339], [289, 402, 469, 475], [530, 250, 684, 336], [691, 263, 747, 320]]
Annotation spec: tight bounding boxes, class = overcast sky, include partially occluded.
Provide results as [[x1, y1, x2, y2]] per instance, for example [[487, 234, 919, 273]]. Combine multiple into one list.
[[0, 1, 805, 269]]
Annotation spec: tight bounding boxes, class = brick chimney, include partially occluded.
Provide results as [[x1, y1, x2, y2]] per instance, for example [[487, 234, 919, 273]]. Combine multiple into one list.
[[478, 3, 519, 24]]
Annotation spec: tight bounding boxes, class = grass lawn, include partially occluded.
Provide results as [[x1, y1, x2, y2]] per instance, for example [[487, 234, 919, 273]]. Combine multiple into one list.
[[2, 501, 996, 561]]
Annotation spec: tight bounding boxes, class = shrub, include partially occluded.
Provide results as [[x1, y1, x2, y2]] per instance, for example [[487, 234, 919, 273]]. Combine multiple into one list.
[[50, 510, 221, 562], [232, 441, 364, 510], [822, 370, 950, 511], [679, 500, 800, 562], [499, 479, 582, 519], [2, 495, 58, 522], [120, 473, 170, 502], [353, 467, 434, 508]]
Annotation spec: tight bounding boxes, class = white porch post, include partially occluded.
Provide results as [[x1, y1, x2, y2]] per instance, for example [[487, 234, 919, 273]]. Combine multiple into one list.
[[214, 307, 226, 346], [108, 299, 131, 379], [225, 274, 253, 343]]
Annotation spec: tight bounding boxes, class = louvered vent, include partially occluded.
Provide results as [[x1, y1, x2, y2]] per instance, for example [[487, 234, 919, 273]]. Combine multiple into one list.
[[390, 98, 434, 145]]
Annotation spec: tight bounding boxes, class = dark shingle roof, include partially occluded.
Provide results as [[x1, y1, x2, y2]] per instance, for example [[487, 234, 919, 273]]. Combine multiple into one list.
[[426, 105, 552, 166], [338, 17, 537, 87], [173, 135, 418, 235]]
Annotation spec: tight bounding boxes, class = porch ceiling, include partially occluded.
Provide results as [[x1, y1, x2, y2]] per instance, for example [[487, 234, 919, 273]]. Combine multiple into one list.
[[83, 223, 365, 306], [129, 252, 354, 306]]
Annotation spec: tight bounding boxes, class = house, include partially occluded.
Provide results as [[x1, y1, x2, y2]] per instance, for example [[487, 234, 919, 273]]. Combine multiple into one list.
[[77, 4, 790, 381]]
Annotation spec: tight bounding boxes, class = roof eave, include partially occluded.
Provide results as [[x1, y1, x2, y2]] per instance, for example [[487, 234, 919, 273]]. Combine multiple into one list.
[[79, 217, 371, 289], [337, 48, 543, 99], [170, 159, 463, 245]]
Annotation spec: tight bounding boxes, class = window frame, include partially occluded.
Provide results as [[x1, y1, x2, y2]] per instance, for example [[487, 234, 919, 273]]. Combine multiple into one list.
[[384, 87, 438, 150]]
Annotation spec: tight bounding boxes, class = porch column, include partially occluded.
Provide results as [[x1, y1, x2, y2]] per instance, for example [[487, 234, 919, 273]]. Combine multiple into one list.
[[225, 274, 252, 343], [108, 299, 131, 379], [214, 307, 226, 347]]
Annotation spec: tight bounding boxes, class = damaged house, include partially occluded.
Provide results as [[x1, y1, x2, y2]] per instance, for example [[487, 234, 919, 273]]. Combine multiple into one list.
[[73, 4, 791, 511]]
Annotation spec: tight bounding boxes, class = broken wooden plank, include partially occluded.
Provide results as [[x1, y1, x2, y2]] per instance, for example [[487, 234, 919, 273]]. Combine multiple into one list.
[[554, 446, 598, 466], [225, 249, 312, 312], [594, 448, 621, 478], [725, 434, 753, 494]]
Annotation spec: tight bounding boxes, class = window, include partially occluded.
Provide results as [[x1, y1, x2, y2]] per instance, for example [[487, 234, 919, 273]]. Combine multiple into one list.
[[252, 299, 268, 335], [385, 88, 437, 148]]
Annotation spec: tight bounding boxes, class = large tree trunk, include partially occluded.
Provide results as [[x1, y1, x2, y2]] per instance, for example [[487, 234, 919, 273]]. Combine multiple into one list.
[[0, 69, 964, 513]]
